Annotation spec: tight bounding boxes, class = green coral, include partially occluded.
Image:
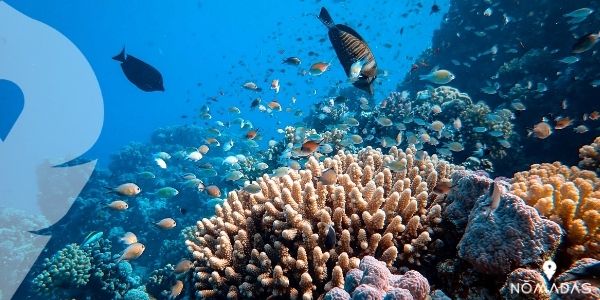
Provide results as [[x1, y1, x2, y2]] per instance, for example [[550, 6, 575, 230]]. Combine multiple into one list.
[[32, 244, 92, 297]]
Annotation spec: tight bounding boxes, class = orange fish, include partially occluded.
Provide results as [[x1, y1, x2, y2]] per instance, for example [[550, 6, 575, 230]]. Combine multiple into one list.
[[309, 62, 331, 76], [156, 218, 177, 229], [554, 117, 573, 130], [529, 122, 552, 139], [107, 183, 141, 197], [268, 101, 282, 111], [300, 140, 322, 155], [206, 185, 221, 198], [590, 111, 600, 121], [246, 129, 259, 140], [205, 138, 220, 146]]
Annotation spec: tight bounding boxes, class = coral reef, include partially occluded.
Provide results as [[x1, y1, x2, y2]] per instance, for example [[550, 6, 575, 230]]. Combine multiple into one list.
[[0, 207, 49, 300], [578, 137, 600, 173], [185, 146, 455, 298], [32, 243, 92, 298], [457, 187, 562, 275], [323, 256, 430, 300], [444, 170, 494, 230], [31, 238, 141, 299], [511, 162, 600, 261], [145, 264, 176, 299]]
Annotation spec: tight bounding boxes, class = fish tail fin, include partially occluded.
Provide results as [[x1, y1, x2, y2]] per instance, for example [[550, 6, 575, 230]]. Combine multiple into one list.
[[419, 74, 429, 81], [112, 48, 126, 62], [318, 7, 335, 28], [104, 186, 114, 194]]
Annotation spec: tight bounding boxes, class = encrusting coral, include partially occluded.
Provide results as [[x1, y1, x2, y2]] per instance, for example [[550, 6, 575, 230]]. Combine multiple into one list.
[[324, 256, 430, 300], [185, 145, 456, 299], [511, 162, 600, 262], [457, 181, 562, 275]]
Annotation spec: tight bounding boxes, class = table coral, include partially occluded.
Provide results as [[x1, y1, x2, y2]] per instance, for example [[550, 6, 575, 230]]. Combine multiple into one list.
[[323, 256, 430, 300], [511, 162, 600, 261], [457, 190, 562, 275], [185, 146, 454, 299]]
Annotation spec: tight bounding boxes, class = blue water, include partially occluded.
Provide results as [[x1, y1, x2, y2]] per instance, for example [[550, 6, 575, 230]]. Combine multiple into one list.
[[6, 0, 447, 166]]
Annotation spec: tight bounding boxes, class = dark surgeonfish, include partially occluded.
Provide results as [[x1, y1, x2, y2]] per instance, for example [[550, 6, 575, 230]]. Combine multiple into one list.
[[318, 7, 377, 95], [113, 48, 165, 92]]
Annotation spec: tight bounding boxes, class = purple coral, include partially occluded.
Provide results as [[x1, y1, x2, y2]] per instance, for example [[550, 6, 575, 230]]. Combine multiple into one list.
[[389, 271, 430, 300], [457, 192, 562, 275], [325, 256, 430, 300]]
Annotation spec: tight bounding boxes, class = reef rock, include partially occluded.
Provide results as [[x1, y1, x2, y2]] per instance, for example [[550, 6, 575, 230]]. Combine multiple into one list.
[[444, 170, 494, 230], [457, 192, 562, 275]]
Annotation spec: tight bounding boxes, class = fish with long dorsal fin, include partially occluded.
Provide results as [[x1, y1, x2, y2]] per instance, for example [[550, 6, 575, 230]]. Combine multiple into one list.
[[318, 7, 377, 95]]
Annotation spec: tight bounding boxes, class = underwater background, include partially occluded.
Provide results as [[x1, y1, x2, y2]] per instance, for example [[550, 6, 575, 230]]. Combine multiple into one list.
[[1, 0, 600, 299]]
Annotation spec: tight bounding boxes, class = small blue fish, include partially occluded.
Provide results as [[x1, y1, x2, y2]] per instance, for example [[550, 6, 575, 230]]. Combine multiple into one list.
[[473, 127, 488, 133], [488, 130, 504, 137], [82, 231, 103, 246]]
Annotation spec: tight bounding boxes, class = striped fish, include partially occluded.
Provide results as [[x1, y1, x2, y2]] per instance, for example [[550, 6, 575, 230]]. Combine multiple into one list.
[[318, 7, 377, 95]]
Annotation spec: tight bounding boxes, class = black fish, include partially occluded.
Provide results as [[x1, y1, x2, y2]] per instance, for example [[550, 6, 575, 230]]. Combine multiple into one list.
[[318, 7, 377, 95], [430, 3, 440, 14], [282, 57, 301, 65], [113, 48, 164, 92], [563, 261, 600, 281], [324, 224, 336, 249]]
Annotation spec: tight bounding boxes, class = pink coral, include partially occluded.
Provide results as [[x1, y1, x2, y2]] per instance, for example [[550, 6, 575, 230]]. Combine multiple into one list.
[[324, 256, 430, 300]]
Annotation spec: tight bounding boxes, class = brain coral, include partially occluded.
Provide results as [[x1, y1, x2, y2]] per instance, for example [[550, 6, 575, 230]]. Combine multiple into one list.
[[185, 146, 455, 299], [324, 256, 430, 300], [511, 162, 600, 261]]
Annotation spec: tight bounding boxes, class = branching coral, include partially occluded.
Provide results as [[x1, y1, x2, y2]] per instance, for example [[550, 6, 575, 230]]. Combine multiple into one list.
[[578, 137, 600, 173], [185, 146, 455, 299], [32, 243, 92, 297], [31, 238, 140, 299], [511, 162, 600, 261], [323, 256, 430, 300]]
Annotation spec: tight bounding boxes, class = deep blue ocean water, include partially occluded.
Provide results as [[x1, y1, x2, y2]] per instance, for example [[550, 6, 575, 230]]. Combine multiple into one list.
[[3, 0, 447, 166]]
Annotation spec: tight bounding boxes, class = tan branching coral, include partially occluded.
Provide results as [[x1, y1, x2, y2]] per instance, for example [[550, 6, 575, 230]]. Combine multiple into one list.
[[185, 146, 455, 299], [511, 162, 600, 261]]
